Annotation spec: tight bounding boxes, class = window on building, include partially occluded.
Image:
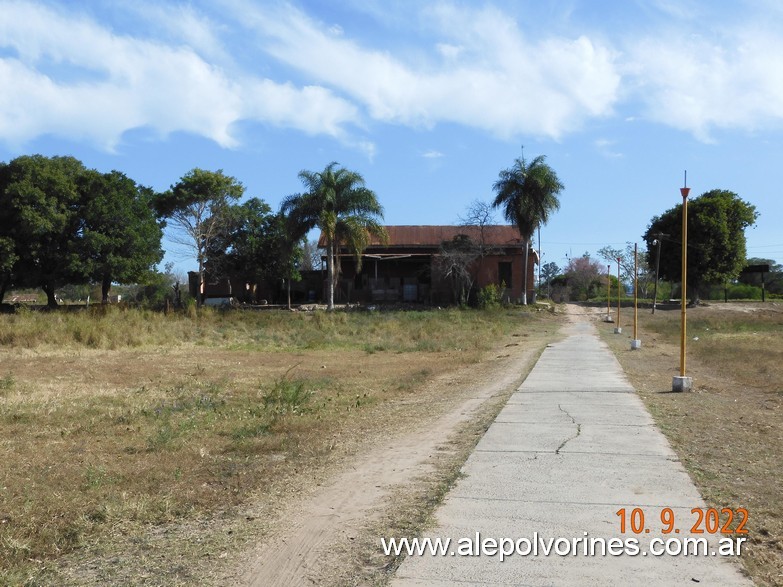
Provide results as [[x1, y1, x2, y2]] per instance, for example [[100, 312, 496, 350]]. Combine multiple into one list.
[[498, 262, 512, 288]]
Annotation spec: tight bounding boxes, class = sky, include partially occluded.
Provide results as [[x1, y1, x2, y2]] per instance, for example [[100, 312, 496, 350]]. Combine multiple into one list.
[[1, 0, 782, 275]]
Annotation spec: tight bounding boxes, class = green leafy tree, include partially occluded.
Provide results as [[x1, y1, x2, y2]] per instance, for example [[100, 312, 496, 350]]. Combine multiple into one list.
[[643, 190, 758, 302], [281, 162, 386, 310], [540, 261, 560, 297], [0, 155, 88, 306], [0, 155, 166, 307], [0, 235, 17, 304], [492, 150, 563, 304], [205, 198, 303, 305], [155, 169, 244, 282], [540, 261, 560, 284], [79, 170, 164, 303]]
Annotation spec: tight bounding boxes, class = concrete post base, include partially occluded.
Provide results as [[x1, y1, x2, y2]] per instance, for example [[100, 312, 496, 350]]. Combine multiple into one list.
[[631, 339, 642, 350], [603, 315, 614, 323], [672, 376, 693, 392], [614, 327, 622, 334]]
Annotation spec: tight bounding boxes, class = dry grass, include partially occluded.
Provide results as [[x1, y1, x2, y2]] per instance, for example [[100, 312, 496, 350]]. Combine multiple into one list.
[[0, 305, 557, 586], [598, 301, 783, 586]]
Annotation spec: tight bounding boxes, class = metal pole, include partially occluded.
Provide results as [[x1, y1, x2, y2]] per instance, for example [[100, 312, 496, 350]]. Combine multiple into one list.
[[680, 182, 690, 377], [607, 264, 611, 318], [616, 257, 621, 328], [537, 226, 541, 298], [633, 244, 638, 340], [652, 237, 662, 314]]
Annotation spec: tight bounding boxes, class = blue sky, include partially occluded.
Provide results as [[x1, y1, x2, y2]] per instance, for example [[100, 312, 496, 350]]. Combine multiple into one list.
[[1, 0, 782, 274]]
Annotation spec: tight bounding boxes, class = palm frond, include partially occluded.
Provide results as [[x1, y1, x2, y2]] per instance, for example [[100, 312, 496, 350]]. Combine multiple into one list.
[[491, 151, 563, 240]]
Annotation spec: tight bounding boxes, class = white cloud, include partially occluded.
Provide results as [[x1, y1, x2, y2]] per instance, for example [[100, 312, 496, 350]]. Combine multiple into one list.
[[0, 0, 360, 151], [422, 150, 444, 158], [241, 80, 359, 138], [121, 2, 235, 66], [5, 0, 783, 155], [593, 138, 623, 159], [625, 23, 783, 140], [646, 0, 701, 21], [231, 1, 621, 140]]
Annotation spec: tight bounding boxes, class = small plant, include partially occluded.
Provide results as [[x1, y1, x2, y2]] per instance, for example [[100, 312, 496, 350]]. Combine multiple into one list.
[[230, 421, 272, 441], [147, 424, 177, 451], [263, 366, 313, 416], [84, 464, 110, 489], [478, 283, 504, 310], [0, 372, 14, 393]]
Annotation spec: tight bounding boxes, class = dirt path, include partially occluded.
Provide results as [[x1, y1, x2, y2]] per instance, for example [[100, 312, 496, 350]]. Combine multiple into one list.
[[226, 332, 555, 586]]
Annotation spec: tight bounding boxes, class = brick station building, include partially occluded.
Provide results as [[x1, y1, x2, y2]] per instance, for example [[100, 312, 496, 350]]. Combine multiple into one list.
[[320, 225, 537, 305]]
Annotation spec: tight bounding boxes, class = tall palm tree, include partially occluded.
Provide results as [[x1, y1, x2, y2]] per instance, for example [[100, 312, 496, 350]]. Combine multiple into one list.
[[281, 162, 386, 310], [492, 151, 564, 305]]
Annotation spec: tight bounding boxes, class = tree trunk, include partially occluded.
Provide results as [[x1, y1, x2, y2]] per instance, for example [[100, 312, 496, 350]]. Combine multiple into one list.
[[0, 273, 8, 305], [287, 278, 292, 310], [326, 238, 335, 310], [42, 283, 58, 308], [522, 241, 529, 305], [197, 248, 205, 306], [101, 274, 111, 304]]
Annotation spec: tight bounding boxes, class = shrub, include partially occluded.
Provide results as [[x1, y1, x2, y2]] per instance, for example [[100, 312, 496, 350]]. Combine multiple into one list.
[[477, 283, 503, 310], [705, 283, 763, 300], [263, 369, 313, 416]]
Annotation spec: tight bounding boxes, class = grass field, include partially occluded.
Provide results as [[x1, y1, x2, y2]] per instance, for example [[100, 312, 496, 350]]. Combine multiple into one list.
[[0, 305, 557, 585], [599, 301, 783, 586]]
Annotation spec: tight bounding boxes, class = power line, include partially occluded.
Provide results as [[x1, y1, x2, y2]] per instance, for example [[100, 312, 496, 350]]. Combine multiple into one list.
[[545, 241, 631, 246]]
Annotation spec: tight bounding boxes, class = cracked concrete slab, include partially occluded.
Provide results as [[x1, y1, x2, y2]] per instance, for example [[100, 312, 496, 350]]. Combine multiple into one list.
[[391, 314, 751, 586]]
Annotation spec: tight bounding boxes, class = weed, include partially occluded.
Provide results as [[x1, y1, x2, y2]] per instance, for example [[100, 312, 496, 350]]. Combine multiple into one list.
[[0, 372, 13, 394], [263, 367, 314, 416], [147, 424, 177, 451], [83, 465, 114, 489], [396, 368, 433, 392], [230, 421, 272, 441]]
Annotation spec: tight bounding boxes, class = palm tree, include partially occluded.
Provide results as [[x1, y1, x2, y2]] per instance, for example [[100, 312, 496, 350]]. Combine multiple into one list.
[[492, 151, 564, 305], [281, 162, 386, 310]]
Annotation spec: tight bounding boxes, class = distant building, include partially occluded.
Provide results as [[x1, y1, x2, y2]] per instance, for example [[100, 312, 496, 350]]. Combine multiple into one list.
[[320, 225, 537, 305]]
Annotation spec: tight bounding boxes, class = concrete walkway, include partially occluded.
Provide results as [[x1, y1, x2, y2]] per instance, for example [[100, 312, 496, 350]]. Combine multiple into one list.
[[391, 315, 751, 586]]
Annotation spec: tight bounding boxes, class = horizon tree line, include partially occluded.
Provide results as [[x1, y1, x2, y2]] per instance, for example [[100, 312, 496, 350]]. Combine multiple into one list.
[[4, 151, 763, 309]]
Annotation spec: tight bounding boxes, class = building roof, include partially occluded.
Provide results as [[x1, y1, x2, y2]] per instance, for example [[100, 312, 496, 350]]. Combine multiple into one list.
[[319, 225, 526, 248]]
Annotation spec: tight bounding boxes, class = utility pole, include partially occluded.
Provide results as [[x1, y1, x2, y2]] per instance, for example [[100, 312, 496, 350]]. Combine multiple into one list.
[[537, 226, 541, 300], [673, 172, 693, 393], [651, 232, 669, 314], [614, 257, 622, 334], [631, 244, 641, 349]]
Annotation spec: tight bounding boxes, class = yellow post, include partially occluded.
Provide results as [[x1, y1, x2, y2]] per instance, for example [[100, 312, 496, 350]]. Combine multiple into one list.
[[680, 185, 690, 376], [633, 244, 638, 340], [616, 257, 621, 327]]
